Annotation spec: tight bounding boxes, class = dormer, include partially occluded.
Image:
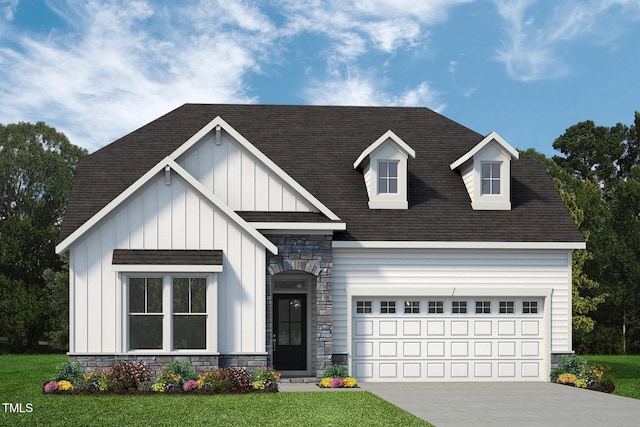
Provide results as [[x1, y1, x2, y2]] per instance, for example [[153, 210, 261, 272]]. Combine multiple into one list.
[[354, 130, 416, 209], [450, 131, 519, 211]]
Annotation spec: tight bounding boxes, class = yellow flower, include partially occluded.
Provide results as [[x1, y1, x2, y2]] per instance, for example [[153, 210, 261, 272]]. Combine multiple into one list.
[[343, 377, 358, 388], [319, 378, 333, 388], [557, 373, 577, 385], [58, 380, 74, 391]]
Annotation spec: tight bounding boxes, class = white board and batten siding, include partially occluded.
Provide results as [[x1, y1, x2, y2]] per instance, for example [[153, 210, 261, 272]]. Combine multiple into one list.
[[69, 171, 267, 355], [178, 132, 317, 212], [332, 248, 573, 382]]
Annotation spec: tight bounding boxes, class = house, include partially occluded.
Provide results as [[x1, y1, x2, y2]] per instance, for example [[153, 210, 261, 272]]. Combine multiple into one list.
[[56, 104, 584, 382]]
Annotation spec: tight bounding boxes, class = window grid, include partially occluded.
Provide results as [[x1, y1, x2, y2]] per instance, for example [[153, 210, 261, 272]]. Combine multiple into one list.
[[476, 301, 491, 314], [523, 301, 538, 314], [404, 301, 420, 314], [381, 301, 396, 314], [452, 301, 467, 314], [356, 300, 372, 314], [378, 160, 399, 194], [481, 162, 501, 195], [428, 301, 444, 314], [499, 301, 515, 314]]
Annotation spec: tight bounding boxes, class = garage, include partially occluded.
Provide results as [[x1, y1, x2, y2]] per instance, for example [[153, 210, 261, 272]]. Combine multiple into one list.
[[351, 297, 546, 382]]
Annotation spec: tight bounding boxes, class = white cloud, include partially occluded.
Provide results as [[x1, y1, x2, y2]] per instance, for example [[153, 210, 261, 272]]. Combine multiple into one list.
[[1, 0, 18, 21], [0, 0, 469, 150], [494, 0, 640, 81], [305, 66, 444, 111]]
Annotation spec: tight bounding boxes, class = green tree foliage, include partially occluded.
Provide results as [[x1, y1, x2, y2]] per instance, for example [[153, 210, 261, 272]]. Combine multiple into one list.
[[536, 112, 640, 354], [0, 122, 86, 352]]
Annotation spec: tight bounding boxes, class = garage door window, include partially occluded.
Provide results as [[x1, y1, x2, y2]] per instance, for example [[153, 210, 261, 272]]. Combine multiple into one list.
[[523, 301, 538, 314], [356, 301, 372, 314], [381, 301, 396, 313], [452, 301, 467, 314], [428, 301, 444, 314], [475, 301, 491, 314], [404, 301, 420, 314], [499, 301, 515, 314]]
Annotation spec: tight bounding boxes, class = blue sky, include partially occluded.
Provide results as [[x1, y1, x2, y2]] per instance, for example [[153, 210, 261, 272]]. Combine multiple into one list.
[[0, 0, 638, 155]]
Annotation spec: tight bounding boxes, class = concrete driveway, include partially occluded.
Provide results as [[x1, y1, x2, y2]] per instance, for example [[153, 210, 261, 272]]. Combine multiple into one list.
[[358, 382, 640, 427]]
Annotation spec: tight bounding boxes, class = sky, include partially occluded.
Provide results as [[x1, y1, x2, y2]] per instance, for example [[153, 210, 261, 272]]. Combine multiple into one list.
[[0, 1, 639, 156]]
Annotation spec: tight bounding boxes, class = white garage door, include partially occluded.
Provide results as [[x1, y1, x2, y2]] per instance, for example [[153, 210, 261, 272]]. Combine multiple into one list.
[[351, 297, 545, 382]]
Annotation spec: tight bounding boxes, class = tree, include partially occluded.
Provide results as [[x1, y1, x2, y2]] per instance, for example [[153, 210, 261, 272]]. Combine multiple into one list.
[[0, 122, 86, 352], [522, 148, 606, 350]]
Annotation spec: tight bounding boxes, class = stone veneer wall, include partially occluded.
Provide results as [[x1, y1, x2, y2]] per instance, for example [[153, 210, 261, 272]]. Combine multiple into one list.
[[68, 354, 267, 375], [266, 234, 333, 378]]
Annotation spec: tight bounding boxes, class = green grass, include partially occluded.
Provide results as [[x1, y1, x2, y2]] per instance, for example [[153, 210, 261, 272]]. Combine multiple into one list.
[[586, 355, 640, 400], [0, 355, 432, 426]]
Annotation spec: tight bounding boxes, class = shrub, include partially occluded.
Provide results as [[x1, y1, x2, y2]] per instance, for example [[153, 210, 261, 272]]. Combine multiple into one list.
[[343, 377, 358, 388], [318, 377, 333, 388], [550, 355, 586, 382], [322, 364, 348, 379], [250, 368, 280, 392], [43, 381, 60, 393], [52, 361, 85, 384], [105, 361, 154, 391], [198, 367, 253, 393], [157, 361, 198, 388]]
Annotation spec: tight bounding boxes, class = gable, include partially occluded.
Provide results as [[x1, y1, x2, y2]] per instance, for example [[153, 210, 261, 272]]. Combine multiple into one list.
[[59, 104, 584, 246], [176, 121, 317, 213], [56, 158, 278, 254]]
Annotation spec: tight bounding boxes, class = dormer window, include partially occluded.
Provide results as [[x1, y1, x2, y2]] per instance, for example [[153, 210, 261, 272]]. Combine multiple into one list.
[[481, 162, 501, 195], [378, 160, 399, 194], [354, 130, 415, 210], [450, 131, 518, 211]]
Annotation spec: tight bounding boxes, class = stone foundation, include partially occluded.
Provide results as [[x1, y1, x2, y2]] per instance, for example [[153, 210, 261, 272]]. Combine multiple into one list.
[[68, 354, 267, 375]]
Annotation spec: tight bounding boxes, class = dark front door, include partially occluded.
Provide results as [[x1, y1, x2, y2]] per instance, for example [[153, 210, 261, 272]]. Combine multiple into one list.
[[273, 294, 306, 370]]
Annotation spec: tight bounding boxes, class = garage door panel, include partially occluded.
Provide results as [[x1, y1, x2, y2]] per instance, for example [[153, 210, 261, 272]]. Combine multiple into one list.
[[352, 297, 545, 381]]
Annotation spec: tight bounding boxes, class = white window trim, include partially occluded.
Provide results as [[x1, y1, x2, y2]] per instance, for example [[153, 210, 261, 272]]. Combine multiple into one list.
[[122, 272, 218, 354]]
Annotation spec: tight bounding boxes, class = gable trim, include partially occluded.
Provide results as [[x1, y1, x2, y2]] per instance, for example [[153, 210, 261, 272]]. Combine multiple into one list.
[[450, 131, 519, 171], [170, 116, 341, 221], [332, 241, 586, 250], [56, 157, 279, 255], [353, 130, 416, 170]]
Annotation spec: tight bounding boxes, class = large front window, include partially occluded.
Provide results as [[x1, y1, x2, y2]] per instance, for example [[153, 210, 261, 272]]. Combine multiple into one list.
[[128, 275, 209, 351], [129, 278, 163, 350]]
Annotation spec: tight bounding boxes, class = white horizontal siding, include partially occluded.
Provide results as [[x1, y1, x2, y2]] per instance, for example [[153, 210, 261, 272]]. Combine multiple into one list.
[[70, 171, 267, 354], [178, 132, 316, 212], [333, 248, 572, 354]]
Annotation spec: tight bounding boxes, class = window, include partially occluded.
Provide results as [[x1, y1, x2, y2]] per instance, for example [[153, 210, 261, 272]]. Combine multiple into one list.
[[523, 301, 538, 314], [499, 301, 514, 314], [452, 301, 467, 314], [129, 277, 163, 350], [428, 301, 443, 314], [481, 162, 501, 195], [404, 300, 420, 314], [356, 300, 372, 314], [378, 160, 399, 194], [381, 301, 396, 314], [128, 275, 209, 351], [173, 278, 206, 349], [475, 301, 491, 314]]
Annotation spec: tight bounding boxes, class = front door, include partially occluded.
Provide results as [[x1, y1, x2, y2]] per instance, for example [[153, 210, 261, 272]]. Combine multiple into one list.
[[273, 294, 306, 370]]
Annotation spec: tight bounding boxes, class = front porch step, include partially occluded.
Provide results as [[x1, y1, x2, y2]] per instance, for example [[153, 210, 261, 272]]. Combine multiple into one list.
[[279, 377, 318, 384]]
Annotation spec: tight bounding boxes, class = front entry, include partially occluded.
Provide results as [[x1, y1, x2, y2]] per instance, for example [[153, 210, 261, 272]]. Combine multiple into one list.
[[273, 294, 307, 370]]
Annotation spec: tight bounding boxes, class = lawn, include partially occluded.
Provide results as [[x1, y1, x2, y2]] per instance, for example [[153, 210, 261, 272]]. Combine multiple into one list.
[[0, 354, 432, 426], [586, 355, 640, 400]]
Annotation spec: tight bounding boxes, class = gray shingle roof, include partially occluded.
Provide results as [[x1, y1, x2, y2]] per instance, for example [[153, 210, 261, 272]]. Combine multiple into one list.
[[59, 104, 583, 244], [112, 249, 223, 265]]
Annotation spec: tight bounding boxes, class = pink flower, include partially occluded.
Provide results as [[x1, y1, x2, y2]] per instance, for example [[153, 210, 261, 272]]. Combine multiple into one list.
[[183, 380, 199, 391], [330, 378, 345, 388], [44, 381, 60, 393]]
